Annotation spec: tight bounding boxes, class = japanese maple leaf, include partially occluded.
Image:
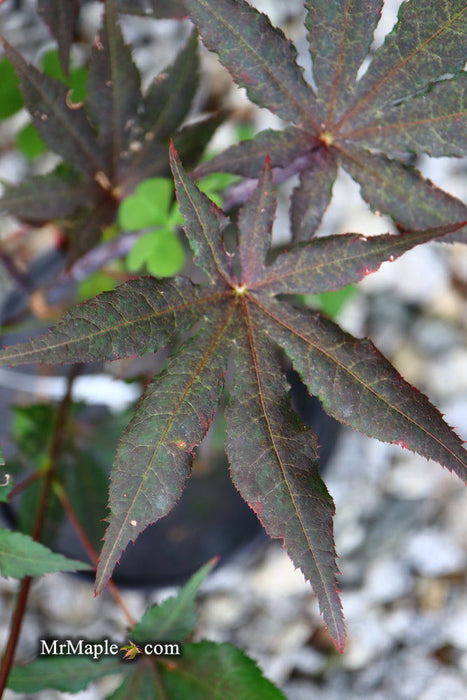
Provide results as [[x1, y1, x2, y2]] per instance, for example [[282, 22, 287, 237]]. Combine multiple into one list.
[[0, 149, 465, 650], [187, 0, 467, 242], [0, 0, 221, 264]]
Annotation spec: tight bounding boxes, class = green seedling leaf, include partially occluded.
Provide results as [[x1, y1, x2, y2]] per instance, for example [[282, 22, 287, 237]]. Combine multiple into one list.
[[1, 152, 464, 649], [197, 172, 240, 208], [131, 559, 216, 643], [126, 229, 185, 278], [159, 641, 286, 699], [188, 0, 467, 241], [0, 528, 90, 578], [40, 48, 88, 104], [16, 122, 46, 159], [302, 285, 357, 319], [119, 178, 173, 230], [0, 57, 24, 118], [7, 656, 122, 693]]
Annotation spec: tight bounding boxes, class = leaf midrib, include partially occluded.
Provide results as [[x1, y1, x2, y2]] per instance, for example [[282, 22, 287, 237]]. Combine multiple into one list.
[[242, 295, 343, 641], [194, 0, 318, 131], [252, 293, 466, 471], [336, 143, 462, 222], [0, 289, 228, 365], [334, 5, 467, 132], [255, 230, 451, 290], [172, 155, 232, 286], [96, 299, 236, 592], [340, 109, 467, 140], [324, 0, 352, 125], [9, 46, 102, 175]]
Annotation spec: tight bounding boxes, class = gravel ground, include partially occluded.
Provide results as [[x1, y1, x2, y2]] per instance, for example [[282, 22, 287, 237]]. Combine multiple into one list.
[[1, 2, 466, 699]]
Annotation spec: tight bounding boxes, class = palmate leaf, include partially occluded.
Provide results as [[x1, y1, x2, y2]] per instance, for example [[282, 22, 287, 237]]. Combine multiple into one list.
[[1, 153, 465, 649], [1, 3, 222, 263], [188, 0, 467, 241]]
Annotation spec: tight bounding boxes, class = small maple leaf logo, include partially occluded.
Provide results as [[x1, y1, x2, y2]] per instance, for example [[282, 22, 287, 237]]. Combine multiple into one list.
[[120, 640, 142, 660]]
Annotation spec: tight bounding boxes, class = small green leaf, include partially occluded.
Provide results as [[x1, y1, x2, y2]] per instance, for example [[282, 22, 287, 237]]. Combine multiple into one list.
[[0, 57, 24, 118], [119, 178, 173, 230], [16, 122, 46, 159], [0, 529, 91, 578], [8, 656, 122, 693], [160, 641, 286, 699], [68, 66, 88, 103], [302, 285, 357, 318], [127, 228, 185, 278], [41, 48, 67, 83], [131, 559, 216, 643]]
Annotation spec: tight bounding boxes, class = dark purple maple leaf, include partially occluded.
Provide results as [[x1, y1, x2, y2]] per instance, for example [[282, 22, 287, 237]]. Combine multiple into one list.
[[0, 0, 221, 264], [186, 0, 467, 243], [0, 146, 465, 649]]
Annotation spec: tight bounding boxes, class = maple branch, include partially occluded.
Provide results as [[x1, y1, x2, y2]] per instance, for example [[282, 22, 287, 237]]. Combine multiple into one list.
[[221, 146, 323, 210]]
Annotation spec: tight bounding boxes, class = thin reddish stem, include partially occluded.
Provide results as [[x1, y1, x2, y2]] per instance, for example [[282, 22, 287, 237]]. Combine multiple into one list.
[[55, 483, 135, 627], [0, 368, 78, 696]]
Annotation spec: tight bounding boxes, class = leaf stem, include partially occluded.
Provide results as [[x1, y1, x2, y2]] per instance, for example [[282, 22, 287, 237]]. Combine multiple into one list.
[[54, 482, 136, 627], [0, 366, 79, 695], [8, 470, 44, 501]]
